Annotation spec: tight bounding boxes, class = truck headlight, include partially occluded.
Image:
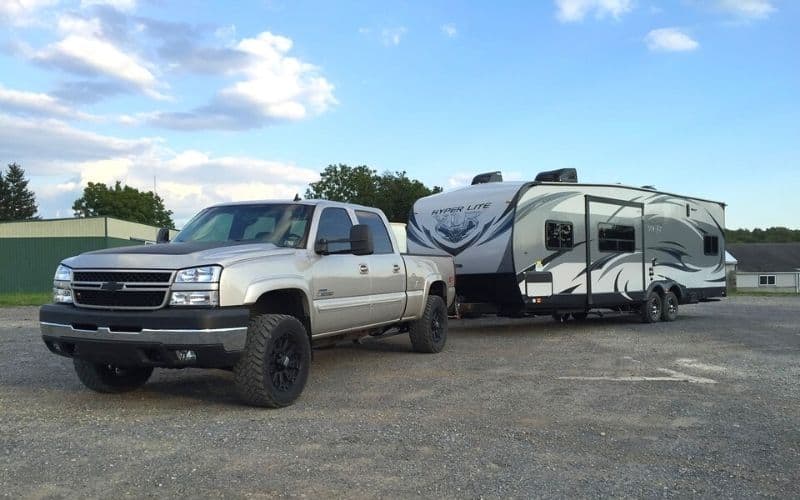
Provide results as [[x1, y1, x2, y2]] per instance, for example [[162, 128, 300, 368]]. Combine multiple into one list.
[[175, 266, 222, 283], [53, 264, 73, 304], [170, 291, 219, 307]]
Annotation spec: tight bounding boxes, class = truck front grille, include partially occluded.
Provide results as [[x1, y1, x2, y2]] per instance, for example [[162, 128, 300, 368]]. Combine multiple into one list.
[[72, 270, 173, 310], [73, 290, 167, 308]]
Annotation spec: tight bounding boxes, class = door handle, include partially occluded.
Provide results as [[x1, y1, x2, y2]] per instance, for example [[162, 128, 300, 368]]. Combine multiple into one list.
[[359, 264, 369, 275], [392, 264, 401, 274]]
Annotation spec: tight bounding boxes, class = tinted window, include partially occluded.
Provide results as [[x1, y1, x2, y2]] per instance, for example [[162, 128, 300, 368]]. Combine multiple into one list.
[[317, 208, 353, 253], [174, 204, 313, 248], [704, 235, 719, 256], [759, 275, 776, 286], [356, 210, 394, 254], [598, 223, 635, 253], [546, 221, 573, 250]]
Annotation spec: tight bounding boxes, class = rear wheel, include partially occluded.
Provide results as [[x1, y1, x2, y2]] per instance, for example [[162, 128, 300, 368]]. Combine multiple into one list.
[[73, 359, 153, 393], [234, 314, 311, 408], [409, 295, 447, 353], [640, 291, 662, 323], [552, 313, 569, 323], [661, 292, 679, 321], [572, 312, 588, 321]]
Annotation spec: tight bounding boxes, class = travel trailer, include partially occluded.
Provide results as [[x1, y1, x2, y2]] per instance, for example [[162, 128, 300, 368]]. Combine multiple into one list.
[[407, 169, 726, 322]]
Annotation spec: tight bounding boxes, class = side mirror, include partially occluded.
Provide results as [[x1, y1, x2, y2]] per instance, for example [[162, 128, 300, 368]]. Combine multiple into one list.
[[349, 224, 374, 256], [156, 227, 170, 244], [314, 224, 374, 255]]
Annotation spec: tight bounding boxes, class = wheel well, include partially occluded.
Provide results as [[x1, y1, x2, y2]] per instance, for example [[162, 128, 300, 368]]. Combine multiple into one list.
[[668, 285, 682, 302], [250, 289, 311, 334], [429, 281, 446, 301]]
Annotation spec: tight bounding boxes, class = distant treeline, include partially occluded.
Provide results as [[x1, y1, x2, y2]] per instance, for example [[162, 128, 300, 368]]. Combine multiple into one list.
[[726, 227, 800, 244]]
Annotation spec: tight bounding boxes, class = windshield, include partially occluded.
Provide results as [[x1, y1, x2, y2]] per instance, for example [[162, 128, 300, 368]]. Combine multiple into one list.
[[173, 204, 314, 248]]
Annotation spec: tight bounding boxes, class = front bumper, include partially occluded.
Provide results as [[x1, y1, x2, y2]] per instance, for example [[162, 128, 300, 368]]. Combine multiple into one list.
[[40, 304, 250, 368]]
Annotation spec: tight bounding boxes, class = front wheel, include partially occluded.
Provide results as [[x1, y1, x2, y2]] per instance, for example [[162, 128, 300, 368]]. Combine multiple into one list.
[[661, 292, 678, 321], [640, 292, 662, 323], [234, 314, 311, 408], [409, 295, 448, 353], [73, 359, 153, 393]]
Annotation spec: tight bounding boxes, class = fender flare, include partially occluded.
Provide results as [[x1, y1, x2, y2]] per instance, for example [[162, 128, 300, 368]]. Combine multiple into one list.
[[243, 276, 313, 311]]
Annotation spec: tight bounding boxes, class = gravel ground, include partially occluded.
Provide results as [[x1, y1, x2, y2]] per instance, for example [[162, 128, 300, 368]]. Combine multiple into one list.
[[1, 296, 799, 498]]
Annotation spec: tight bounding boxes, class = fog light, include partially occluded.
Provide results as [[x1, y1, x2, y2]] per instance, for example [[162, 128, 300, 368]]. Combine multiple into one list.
[[53, 286, 73, 304], [170, 291, 219, 307], [175, 350, 197, 363]]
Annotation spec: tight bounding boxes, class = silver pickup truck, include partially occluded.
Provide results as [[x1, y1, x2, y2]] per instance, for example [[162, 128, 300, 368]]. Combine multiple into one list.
[[40, 200, 455, 407]]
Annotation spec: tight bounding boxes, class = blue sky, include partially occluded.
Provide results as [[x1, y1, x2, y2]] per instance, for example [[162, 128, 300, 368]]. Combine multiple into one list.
[[0, 0, 797, 228]]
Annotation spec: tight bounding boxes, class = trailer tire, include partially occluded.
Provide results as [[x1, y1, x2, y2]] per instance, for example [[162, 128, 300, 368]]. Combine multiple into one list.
[[409, 295, 448, 353], [73, 359, 153, 393], [640, 292, 662, 323], [234, 314, 311, 408], [661, 292, 678, 321]]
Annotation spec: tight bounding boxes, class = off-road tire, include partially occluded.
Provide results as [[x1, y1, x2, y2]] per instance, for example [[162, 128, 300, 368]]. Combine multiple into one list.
[[234, 314, 311, 408], [661, 291, 679, 321], [409, 295, 448, 353], [73, 359, 153, 393], [641, 291, 662, 323]]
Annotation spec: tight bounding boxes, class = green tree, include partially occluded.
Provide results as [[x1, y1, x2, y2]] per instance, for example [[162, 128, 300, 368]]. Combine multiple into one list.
[[0, 163, 38, 221], [305, 164, 442, 223], [72, 181, 174, 228], [726, 227, 800, 244]]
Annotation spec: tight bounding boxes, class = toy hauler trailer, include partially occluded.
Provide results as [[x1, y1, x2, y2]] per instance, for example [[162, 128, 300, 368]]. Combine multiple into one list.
[[407, 169, 727, 322]]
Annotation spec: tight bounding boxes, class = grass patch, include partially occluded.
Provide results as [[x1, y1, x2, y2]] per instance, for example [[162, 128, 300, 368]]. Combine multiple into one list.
[[0, 292, 51, 307]]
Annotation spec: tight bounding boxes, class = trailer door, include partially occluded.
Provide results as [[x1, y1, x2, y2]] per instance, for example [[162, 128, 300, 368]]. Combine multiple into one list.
[[585, 196, 645, 306]]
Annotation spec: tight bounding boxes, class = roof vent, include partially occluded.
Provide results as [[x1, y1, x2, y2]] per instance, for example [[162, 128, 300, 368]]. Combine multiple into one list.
[[535, 168, 578, 183], [471, 171, 503, 185], [641, 185, 656, 190]]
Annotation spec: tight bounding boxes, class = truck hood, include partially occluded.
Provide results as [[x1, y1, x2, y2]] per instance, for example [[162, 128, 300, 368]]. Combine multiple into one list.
[[62, 241, 296, 270]]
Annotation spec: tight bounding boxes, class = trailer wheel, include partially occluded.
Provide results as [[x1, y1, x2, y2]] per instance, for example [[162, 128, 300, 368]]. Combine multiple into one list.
[[234, 314, 311, 408], [640, 292, 662, 323], [73, 359, 153, 393], [409, 295, 447, 353], [661, 292, 678, 321]]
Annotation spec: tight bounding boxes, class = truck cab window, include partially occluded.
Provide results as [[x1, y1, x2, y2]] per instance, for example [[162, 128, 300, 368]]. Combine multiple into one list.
[[317, 208, 353, 253], [545, 221, 573, 250], [356, 210, 394, 254], [598, 223, 635, 253]]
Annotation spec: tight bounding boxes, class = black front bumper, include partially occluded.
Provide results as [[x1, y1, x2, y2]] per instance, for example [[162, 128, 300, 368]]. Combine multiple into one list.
[[40, 304, 250, 368]]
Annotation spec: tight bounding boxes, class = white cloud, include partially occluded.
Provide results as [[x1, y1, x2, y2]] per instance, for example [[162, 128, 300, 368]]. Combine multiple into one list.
[[555, 0, 634, 22], [0, 0, 58, 24], [1, 114, 319, 223], [148, 31, 336, 130], [645, 27, 699, 52], [381, 27, 407, 46], [716, 0, 775, 20], [0, 85, 96, 120], [441, 23, 457, 38]]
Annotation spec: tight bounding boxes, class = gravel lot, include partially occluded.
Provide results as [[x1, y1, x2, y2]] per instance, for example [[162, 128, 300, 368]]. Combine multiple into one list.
[[1, 296, 799, 498]]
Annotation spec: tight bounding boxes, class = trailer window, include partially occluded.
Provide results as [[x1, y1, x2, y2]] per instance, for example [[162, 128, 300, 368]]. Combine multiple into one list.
[[598, 223, 635, 253], [759, 275, 776, 286], [545, 221, 573, 250], [704, 236, 719, 255]]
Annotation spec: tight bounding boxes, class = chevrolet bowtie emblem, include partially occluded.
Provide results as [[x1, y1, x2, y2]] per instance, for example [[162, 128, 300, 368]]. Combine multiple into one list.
[[100, 282, 124, 292]]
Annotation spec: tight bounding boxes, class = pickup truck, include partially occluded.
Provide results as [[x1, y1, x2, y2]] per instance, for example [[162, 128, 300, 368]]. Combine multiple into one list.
[[40, 200, 455, 407]]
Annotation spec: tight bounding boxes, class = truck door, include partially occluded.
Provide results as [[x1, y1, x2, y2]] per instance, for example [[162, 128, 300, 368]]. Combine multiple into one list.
[[355, 210, 406, 324], [585, 196, 645, 306], [310, 207, 372, 334]]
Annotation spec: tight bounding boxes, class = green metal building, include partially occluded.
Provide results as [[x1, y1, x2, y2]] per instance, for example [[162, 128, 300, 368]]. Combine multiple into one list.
[[0, 217, 178, 293]]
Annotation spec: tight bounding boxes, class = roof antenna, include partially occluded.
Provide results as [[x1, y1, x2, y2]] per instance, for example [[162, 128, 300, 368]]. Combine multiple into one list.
[[293, 193, 301, 202]]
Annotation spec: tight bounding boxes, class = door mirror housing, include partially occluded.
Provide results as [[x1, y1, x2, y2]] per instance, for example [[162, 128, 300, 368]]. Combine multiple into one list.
[[314, 224, 374, 256], [156, 227, 171, 244], [349, 224, 374, 256]]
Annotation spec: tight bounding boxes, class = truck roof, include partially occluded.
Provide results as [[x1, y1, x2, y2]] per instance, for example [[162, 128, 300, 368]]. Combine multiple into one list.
[[209, 199, 385, 212]]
